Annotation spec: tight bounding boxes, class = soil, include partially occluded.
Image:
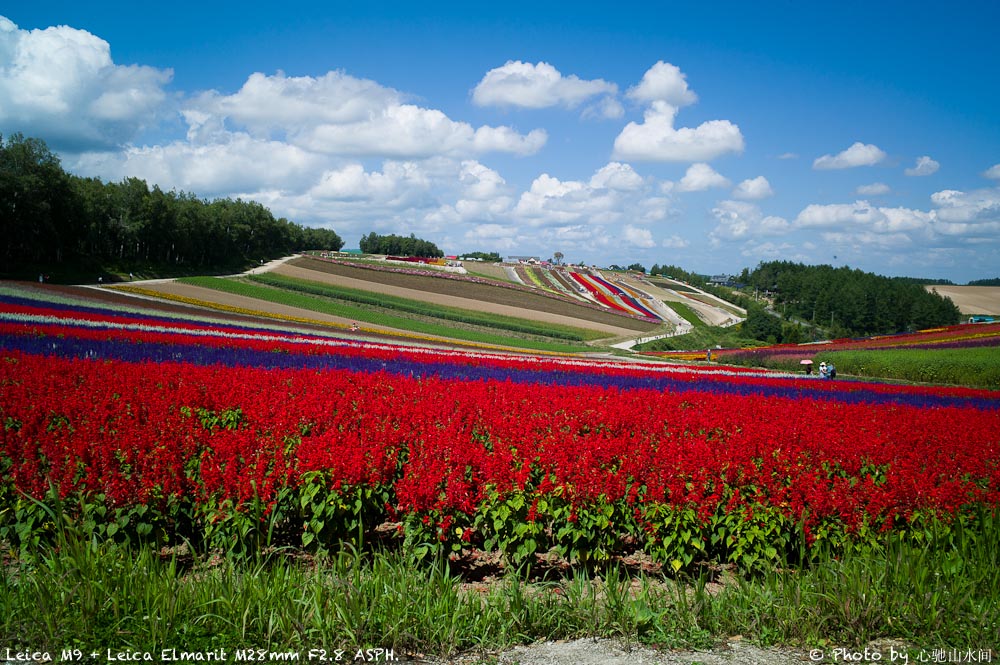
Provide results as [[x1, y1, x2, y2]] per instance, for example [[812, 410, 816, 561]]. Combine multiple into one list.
[[271, 261, 642, 338], [287, 257, 661, 333], [924, 285, 1000, 315]]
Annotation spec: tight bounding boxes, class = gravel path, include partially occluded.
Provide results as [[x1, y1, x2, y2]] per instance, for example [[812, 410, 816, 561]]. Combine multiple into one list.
[[410, 638, 810, 664]]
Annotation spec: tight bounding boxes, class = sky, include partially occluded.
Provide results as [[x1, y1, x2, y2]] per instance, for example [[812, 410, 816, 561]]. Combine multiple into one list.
[[2, 1, 999, 283]]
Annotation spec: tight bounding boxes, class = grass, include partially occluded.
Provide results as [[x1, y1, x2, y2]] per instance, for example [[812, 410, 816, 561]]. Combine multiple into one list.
[[3, 515, 998, 655], [816, 347, 1000, 389], [665, 300, 706, 328], [635, 325, 757, 353], [247, 272, 605, 342], [177, 276, 593, 353]]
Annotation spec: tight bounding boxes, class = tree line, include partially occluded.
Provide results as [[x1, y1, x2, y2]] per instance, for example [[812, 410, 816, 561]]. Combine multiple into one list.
[[738, 261, 962, 338], [358, 232, 443, 258], [0, 133, 343, 277]]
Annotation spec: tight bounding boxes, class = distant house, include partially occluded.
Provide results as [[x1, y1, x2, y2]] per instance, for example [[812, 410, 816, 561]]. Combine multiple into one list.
[[507, 255, 541, 264], [709, 274, 734, 286]]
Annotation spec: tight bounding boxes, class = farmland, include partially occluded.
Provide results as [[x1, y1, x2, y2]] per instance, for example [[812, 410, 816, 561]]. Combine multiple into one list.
[[2, 273, 1000, 656]]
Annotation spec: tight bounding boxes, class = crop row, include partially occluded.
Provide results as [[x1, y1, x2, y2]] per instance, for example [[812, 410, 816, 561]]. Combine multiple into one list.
[[2, 299, 999, 570], [244, 272, 594, 341]]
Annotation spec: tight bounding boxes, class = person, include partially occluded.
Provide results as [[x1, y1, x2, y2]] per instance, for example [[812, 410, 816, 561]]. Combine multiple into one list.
[[706, 348, 713, 362], [819, 361, 828, 378], [828, 362, 836, 379]]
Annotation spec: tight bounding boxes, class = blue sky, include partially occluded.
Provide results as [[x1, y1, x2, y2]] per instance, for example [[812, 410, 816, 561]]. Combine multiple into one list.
[[3, 1, 999, 282]]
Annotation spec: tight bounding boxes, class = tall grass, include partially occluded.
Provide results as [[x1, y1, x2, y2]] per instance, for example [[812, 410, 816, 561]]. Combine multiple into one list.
[[4, 515, 998, 654]]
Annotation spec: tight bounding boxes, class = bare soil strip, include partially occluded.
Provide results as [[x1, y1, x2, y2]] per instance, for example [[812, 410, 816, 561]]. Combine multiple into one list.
[[925, 285, 1000, 315], [272, 263, 640, 338], [282, 257, 660, 333]]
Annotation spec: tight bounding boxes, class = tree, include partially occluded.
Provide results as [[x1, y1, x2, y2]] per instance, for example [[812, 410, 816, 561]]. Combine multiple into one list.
[[553, 251, 564, 265]]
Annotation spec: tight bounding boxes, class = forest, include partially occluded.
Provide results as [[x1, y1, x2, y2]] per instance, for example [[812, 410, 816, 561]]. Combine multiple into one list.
[[0, 133, 343, 279], [358, 232, 443, 258], [738, 261, 962, 338]]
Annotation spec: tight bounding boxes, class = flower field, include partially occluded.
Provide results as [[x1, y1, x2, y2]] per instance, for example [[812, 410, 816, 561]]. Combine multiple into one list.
[[2, 288, 1000, 572]]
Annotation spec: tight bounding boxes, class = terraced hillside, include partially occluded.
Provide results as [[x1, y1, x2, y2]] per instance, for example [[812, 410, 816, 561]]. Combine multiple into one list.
[[280, 257, 662, 334]]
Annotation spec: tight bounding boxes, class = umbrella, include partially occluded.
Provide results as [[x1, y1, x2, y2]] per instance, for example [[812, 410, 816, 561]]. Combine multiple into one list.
[[799, 359, 813, 365]]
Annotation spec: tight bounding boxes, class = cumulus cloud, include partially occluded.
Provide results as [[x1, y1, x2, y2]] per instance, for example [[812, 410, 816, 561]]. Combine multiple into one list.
[[589, 162, 645, 190], [662, 234, 690, 249], [72, 133, 324, 198], [710, 200, 790, 243], [813, 142, 886, 170], [187, 70, 547, 159], [626, 61, 697, 106], [0, 15, 172, 150], [472, 60, 617, 110], [905, 155, 940, 176], [623, 224, 656, 248], [732, 176, 774, 200], [677, 163, 730, 192], [856, 182, 890, 196], [983, 164, 1000, 180], [931, 187, 1000, 225], [612, 101, 744, 162]]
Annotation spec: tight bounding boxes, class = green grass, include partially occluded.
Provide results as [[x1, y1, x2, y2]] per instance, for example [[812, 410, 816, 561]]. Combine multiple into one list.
[[665, 300, 705, 328], [247, 272, 604, 342], [3, 515, 998, 654], [635, 325, 757, 352], [815, 347, 1000, 389], [177, 276, 592, 353]]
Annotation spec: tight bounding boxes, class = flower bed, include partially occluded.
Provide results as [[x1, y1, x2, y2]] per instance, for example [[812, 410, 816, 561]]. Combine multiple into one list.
[[2, 297, 999, 571]]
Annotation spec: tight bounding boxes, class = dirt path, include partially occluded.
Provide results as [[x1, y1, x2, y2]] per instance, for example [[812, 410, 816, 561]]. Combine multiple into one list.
[[415, 638, 810, 664]]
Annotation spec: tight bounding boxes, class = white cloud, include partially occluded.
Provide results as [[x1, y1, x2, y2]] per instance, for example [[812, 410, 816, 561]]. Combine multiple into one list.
[[309, 161, 431, 203], [732, 176, 774, 200], [187, 71, 547, 159], [582, 96, 625, 120], [472, 60, 617, 110], [856, 182, 890, 196], [983, 164, 1000, 180], [677, 163, 730, 192], [931, 187, 1000, 227], [623, 224, 656, 248], [589, 162, 645, 190], [72, 133, 324, 197], [0, 15, 172, 150], [795, 201, 884, 228], [905, 155, 940, 176], [612, 101, 744, 162], [626, 61, 697, 106], [662, 234, 690, 249], [813, 142, 886, 170], [710, 200, 790, 242]]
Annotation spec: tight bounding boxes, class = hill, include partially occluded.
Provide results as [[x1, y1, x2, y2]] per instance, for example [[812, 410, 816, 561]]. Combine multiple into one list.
[[924, 285, 1000, 315]]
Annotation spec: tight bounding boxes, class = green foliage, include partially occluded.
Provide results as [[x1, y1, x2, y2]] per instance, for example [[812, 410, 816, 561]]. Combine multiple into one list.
[[460, 251, 502, 262], [817, 347, 1000, 389], [741, 303, 783, 343], [0, 133, 343, 280], [741, 260, 962, 336], [359, 231, 443, 258]]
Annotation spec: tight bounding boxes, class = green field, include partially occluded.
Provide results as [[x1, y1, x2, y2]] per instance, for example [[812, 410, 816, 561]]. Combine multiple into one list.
[[816, 347, 1000, 389], [178, 276, 594, 353], [247, 272, 605, 342]]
